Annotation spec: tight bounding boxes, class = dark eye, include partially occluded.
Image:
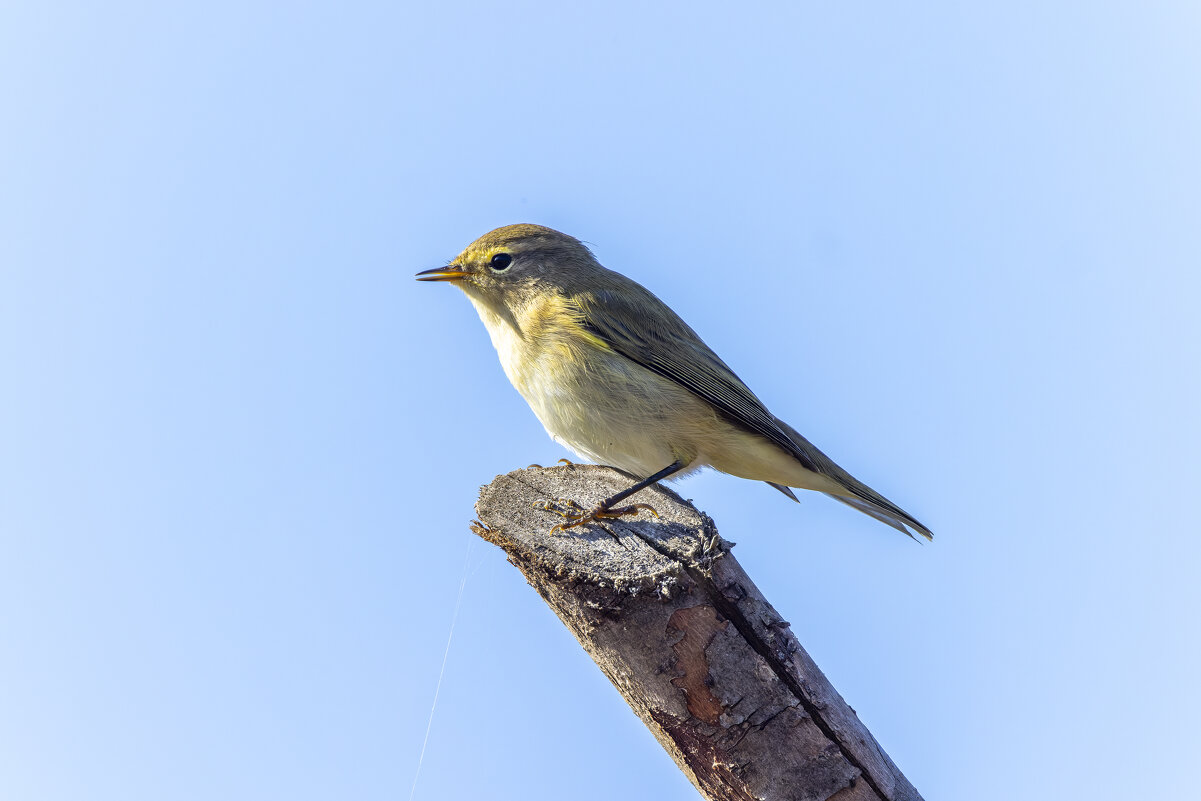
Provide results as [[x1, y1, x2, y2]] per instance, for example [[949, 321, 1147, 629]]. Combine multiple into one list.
[[490, 252, 512, 271]]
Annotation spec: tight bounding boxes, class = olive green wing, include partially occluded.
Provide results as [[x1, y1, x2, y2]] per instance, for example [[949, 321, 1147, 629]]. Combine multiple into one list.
[[573, 285, 933, 540], [574, 287, 823, 475]]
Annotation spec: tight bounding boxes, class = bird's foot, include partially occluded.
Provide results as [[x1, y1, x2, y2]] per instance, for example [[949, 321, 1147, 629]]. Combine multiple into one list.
[[532, 497, 659, 534], [532, 496, 587, 516], [560, 502, 659, 532]]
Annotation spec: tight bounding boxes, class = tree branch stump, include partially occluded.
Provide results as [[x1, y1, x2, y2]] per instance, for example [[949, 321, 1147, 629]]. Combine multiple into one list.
[[472, 464, 922, 801]]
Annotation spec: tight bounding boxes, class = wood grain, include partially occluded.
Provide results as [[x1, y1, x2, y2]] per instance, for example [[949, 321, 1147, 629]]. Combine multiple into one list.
[[472, 463, 923, 801]]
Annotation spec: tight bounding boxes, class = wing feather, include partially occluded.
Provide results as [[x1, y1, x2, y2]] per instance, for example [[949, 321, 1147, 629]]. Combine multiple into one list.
[[574, 287, 820, 474], [572, 285, 932, 540]]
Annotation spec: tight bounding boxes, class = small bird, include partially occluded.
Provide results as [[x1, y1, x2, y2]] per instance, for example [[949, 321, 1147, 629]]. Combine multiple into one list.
[[417, 224, 931, 540]]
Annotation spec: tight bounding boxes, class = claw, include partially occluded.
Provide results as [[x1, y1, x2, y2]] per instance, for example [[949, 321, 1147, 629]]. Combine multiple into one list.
[[604, 502, 659, 520], [531, 497, 588, 517], [546, 501, 660, 534]]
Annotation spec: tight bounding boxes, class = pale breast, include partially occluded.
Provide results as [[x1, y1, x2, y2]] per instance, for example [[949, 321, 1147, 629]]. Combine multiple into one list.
[[465, 290, 705, 478]]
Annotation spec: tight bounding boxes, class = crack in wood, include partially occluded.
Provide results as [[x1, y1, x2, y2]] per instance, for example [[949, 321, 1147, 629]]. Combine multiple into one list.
[[626, 524, 895, 801], [473, 465, 921, 801]]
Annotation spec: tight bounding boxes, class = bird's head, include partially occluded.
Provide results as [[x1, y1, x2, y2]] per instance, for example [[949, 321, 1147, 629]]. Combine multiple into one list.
[[416, 224, 603, 316]]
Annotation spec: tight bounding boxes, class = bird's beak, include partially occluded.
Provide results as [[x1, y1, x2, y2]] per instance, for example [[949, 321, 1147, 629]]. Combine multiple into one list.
[[415, 264, 470, 283]]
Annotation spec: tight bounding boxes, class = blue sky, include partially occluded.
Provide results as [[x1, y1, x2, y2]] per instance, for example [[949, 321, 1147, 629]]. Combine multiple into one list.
[[3, 2, 1199, 799]]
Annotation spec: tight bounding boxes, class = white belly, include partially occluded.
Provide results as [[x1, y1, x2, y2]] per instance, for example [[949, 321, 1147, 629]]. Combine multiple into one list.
[[469, 294, 700, 478], [464, 289, 840, 493], [517, 345, 700, 478]]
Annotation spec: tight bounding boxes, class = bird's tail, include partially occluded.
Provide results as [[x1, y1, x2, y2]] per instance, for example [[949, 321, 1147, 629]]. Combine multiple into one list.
[[824, 489, 933, 541], [772, 416, 933, 541]]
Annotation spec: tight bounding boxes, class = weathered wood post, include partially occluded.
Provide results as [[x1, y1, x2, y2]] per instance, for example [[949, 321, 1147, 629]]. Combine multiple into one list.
[[472, 463, 922, 801]]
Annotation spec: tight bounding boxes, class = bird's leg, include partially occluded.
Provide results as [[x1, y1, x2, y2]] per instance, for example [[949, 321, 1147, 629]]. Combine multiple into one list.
[[540, 460, 687, 534]]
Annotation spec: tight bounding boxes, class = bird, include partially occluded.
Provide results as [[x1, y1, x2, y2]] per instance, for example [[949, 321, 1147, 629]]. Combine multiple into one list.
[[417, 224, 931, 540]]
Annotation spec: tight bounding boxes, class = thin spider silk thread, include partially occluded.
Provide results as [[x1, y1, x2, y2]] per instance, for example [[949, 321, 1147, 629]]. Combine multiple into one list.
[[408, 539, 475, 801]]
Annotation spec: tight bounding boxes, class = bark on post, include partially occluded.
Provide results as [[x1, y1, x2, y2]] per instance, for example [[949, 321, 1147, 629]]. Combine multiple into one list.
[[472, 464, 923, 801]]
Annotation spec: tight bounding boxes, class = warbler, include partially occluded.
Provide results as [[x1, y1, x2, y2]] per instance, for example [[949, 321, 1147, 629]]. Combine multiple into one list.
[[417, 224, 931, 540]]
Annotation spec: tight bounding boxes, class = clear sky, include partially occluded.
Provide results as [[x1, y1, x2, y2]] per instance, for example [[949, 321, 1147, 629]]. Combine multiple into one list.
[[3, 2, 1199, 799]]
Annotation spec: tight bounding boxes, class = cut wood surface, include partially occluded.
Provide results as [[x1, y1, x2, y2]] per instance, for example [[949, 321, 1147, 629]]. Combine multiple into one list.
[[472, 464, 923, 801]]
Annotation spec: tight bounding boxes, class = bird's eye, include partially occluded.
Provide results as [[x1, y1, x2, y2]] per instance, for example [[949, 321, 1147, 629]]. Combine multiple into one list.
[[490, 253, 512, 272]]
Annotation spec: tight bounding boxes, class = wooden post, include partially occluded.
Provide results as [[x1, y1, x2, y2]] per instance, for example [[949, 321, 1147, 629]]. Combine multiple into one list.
[[472, 464, 923, 801]]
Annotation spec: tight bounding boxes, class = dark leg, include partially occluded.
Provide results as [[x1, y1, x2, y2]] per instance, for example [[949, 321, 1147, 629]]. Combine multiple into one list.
[[598, 460, 687, 509], [540, 460, 688, 534]]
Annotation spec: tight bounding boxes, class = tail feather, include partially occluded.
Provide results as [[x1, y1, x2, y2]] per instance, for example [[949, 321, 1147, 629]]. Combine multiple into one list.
[[824, 491, 933, 541], [770, 415, 933, 541], [766, 481, 800, 502]]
